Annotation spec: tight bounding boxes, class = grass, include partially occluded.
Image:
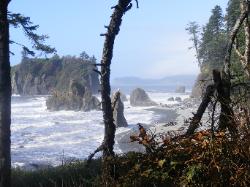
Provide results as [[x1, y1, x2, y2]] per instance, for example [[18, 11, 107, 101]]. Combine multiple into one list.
[[12, 159, 101, 187]]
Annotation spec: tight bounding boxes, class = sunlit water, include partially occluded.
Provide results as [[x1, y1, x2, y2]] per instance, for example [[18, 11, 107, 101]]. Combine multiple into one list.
[[11, 92, 189, 168]]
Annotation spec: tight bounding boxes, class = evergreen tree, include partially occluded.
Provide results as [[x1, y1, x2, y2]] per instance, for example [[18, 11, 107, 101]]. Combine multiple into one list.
[[199, 5, 227, 73], [80, 51, 90, 60], [186, 21, 201, 67], [8, 13, 56, 56], [226, 0, 241, 32], [0, 1, 11, 186], [0, 3, 55, 186]]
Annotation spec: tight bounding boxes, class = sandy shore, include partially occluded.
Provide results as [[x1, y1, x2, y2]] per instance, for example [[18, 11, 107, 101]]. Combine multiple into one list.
[[116, 98, 201, 153]]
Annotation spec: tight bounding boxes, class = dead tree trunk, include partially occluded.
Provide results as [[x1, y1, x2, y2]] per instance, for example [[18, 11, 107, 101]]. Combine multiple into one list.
[[0, 1, 11, 187], [186, 70, 237, 136], [230, 0, 250, 77], [186, 2, 249, 136], [218, 1, 250, 135], [98, 0, 137, 184], [186, 85, 215, 135], [216, 71, 237, 134]]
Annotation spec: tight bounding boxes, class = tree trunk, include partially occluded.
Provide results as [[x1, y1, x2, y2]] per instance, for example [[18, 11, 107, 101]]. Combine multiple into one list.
[[186, 70, 238, 136], [99, 0, 134, 184], [0, 1, 11, 187], [213, 70, 237, 135], [186, 85, 215, 135]]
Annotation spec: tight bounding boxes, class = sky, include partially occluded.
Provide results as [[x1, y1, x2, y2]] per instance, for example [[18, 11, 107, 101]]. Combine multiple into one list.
[[9, 0, 228, 79]]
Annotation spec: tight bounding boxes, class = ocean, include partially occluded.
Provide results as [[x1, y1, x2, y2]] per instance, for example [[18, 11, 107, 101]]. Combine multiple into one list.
[[11, 90, 190, 168]]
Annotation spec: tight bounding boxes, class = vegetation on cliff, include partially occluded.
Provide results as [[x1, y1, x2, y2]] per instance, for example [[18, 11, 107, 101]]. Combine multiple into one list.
[[188, 0, 249, 97], [11, 53, 100, 95]]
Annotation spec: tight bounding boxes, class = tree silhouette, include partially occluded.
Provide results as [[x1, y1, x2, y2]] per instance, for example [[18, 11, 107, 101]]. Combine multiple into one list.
[[87, 0, 138, 184], [0, 1, 11, 186], [0, 2, 55, 186]]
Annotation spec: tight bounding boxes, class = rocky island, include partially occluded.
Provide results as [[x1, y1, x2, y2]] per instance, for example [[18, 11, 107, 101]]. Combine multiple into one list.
[[11, 54, 100, 95]]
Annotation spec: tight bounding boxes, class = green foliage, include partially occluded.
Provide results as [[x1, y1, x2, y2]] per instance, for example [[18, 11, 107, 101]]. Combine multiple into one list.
[[8, 12, 56, 56], [12, 160, 101, 187], [186, 21, 201, 66], [115, 125, 250, 186], [11, 123, 250, 187], [198, 5, 227, 73], [11, 53, 99, 95], [226, 0, 241, 31]]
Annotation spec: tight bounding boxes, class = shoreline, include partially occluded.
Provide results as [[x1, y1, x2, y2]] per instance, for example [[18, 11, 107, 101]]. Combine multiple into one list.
[[116, 99, 200, 153]]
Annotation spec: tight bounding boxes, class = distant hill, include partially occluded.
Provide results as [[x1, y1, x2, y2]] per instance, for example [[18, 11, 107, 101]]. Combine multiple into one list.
[[112, 75, 197, 88], [11, 55, 100, 95]]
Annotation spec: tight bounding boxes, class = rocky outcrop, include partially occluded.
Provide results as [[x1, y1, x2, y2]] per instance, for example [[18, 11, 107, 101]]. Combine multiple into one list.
[[112, 91, 128, 128], [46, 81, 100, 111], [82, 89, 101, 111], [112, 91, 127, 102], [175, 97, 182, 102], [168, 97, 174, 101], [11, 55, 100, 95], [130, 88, 157, 107], [175, 86, 185, 93], [191, 73, 212, 98]]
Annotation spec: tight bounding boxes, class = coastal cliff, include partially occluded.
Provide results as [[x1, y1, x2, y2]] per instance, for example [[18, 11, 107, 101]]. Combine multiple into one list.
[[11, 55, 100, 95]]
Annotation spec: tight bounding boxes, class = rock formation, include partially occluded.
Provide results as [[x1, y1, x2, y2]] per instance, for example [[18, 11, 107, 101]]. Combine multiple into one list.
[[130, 88, 157, 107], [11, 55, 100, 95], [46, 80, 100, 111], [175, 86, 186, 93], [112, 90, 127, 102], [112, 91, 128, 128], [82, 89, 101, 111], [175, 97, 182, 102], [191, 73, 213, 98], [168, 97, 174, 101]]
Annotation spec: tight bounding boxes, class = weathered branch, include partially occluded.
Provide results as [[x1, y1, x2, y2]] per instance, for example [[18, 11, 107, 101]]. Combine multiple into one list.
[[87, 144, 104, 164], [224, 1, 248, 75], [93, 69, 101, 76], [244, 2, 250, 77], [234, 41, 245, 63], [186, 70, 237, 136], [186, 84, 215, 135], [213, 70, 237, 135]]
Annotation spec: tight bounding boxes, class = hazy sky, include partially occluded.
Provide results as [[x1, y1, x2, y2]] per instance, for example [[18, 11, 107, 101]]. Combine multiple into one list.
[[9, 0, 228, 79]]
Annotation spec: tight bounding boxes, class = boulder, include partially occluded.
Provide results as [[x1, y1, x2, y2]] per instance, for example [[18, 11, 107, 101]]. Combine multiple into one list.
[[82, 89, 101, 111], [168, 97, 174, 101], [112, 91, 128, 127], [175, 97, 182, 102], [130, 88, 157, 107], [175, 86, 186, 93]]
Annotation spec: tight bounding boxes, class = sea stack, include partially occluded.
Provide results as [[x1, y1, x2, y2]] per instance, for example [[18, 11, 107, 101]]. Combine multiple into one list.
[[130, 88, 157, 107], [112, 91, 128, 128]]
